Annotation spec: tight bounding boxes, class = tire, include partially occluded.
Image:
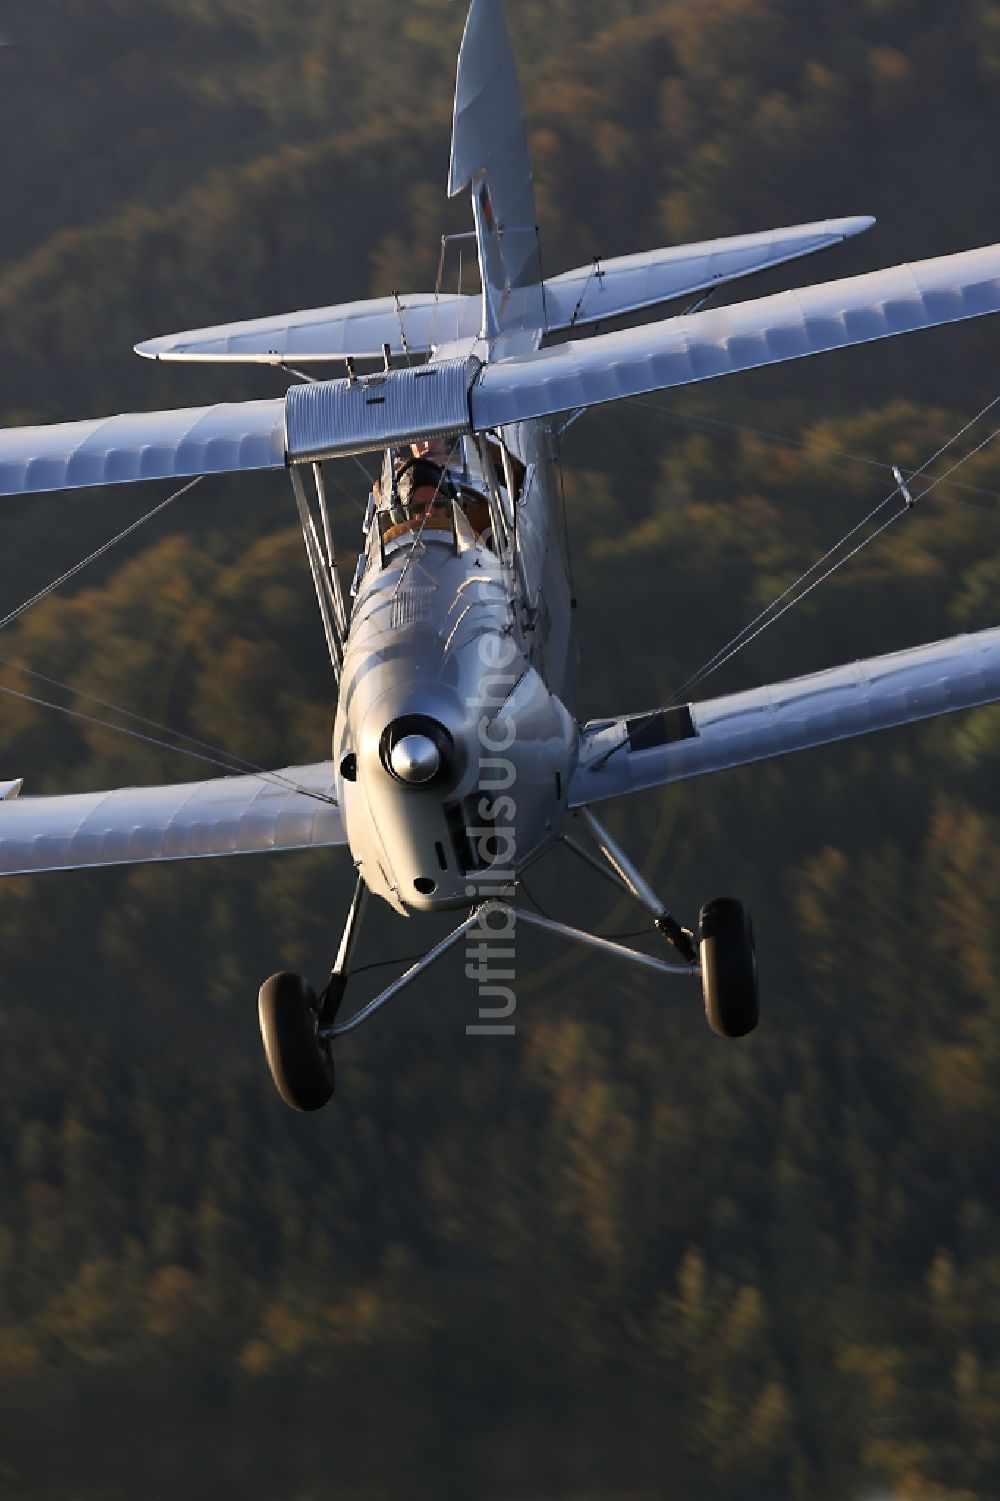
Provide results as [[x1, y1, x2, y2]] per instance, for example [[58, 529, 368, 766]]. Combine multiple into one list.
[[258, 972, 335, 1112], [698, 897, 759, 1039]]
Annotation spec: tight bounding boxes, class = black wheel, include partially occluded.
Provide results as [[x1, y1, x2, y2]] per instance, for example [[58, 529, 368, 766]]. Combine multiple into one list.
[[258, 972, 335, 1112], [698, 897, 759, 1038]]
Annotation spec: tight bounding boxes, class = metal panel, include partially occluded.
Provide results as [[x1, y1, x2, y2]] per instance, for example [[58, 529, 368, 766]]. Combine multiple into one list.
[[543, 217, 875, 332], [0, 400, 286, 497], [473, 244, 1000, 429], [570, 627, 1000, 805], [0, 763, 345, 877], [286, 358, 479, 463], [135, 293, 481, 364]]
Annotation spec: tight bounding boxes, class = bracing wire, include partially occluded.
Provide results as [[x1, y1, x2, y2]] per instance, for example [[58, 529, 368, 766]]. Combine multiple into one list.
[[0, 650, 335, 802], [0, 471, 338, 805], [664, 388, 1000, 707], [0, 476, 203, 632], [351, 455, 374, 487], [634, 399, 1000, 514], [672, 416, 1000, 700], [0, 678, 338, 806]]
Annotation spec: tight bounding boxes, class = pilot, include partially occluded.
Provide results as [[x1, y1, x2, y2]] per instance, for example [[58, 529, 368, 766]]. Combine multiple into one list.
[[379, 442, 492, 543], [413, 439, 493, 536], [382, 454, 455, 542]]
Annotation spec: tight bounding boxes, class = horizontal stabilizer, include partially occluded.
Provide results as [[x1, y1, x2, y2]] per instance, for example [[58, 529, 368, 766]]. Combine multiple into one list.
[[0, 779, 22, 800], [0, 763, 344, 878], [474, 243, 1000, 428], [569, 626, 1000, 806], [135, 293, 480, 365], [133, 218, 872, 366], [545, 216, 875, 334]]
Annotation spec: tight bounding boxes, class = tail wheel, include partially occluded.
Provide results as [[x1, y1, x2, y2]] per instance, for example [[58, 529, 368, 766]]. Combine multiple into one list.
[[698, 897, 759, 1038], [258, 972, 335, 1112]]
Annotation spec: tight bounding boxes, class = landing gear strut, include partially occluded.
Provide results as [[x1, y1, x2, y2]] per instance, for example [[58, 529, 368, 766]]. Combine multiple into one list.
[[566, 807, 698, 962], [258, 819, 760, 1110], [564, 808, 759, 1038]]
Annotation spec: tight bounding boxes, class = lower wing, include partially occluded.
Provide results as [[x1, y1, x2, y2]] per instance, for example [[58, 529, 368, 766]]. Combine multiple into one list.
[[0, 763, 344, 878], [569, 627, 1000, 805]]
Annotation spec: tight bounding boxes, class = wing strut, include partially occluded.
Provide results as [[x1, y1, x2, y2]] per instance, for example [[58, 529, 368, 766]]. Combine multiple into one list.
[[290, 463, 350, 682]]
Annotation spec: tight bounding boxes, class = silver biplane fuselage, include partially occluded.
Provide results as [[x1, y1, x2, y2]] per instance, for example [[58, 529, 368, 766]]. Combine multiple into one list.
[[335, 411, 576, 914]]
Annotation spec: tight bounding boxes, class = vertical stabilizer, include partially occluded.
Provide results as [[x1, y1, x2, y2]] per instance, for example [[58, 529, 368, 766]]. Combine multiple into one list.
[[449, 0, 545, 340]]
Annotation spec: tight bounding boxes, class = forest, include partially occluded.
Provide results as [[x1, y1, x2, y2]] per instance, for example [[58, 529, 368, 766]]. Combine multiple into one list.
[[0, 1, 999, 1497]]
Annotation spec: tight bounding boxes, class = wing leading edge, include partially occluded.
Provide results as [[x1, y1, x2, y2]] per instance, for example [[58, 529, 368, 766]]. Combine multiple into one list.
[[0, 400, 285, 497], [0, 763, 344, 878], [132, 218, 874, 365], [473, 243, 1000, 428], [569, 627, 1000, 806], [4, 243, 1000, 499], [542, 216, 875, 334]]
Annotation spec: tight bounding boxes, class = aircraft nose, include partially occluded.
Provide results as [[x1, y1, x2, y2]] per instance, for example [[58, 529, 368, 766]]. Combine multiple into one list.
[[389, 733, 441, 784]]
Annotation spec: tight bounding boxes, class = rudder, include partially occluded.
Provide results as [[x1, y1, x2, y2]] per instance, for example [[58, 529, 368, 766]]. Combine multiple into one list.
[[449, 0, 546, 341]]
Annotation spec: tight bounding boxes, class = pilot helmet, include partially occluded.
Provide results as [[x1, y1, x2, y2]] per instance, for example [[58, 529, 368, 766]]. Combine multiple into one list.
[[390, 456, 456, 525]]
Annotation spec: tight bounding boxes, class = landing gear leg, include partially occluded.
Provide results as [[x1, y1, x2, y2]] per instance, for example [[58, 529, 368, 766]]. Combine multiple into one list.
[[318, 876, 369, 1028], [565, 807, 759, 1037], [571, 806, 697, 962]]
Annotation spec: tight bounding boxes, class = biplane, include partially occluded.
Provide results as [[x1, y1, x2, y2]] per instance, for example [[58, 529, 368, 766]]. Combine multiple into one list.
[[1, 0, 999, 1109]]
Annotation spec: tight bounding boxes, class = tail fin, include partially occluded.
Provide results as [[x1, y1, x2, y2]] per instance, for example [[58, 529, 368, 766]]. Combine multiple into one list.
[[449, 0, 545, 341]]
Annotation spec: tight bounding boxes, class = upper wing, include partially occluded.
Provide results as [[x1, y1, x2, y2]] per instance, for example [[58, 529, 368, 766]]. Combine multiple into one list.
[[0, 399, 285, 495], [135, 293, 481, 365], [0, 763, 344, 878], [543, 217, 875, 333], [0, 357, 482, 498], [473, 244, 1000, 428], [569, 627, 1000, 806], [6, 241, 1000, 499]]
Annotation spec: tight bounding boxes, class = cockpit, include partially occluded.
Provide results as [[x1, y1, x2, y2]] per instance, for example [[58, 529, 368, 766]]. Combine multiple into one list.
[[376, 437, 493, 547], [349, 432, 525, 600]]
